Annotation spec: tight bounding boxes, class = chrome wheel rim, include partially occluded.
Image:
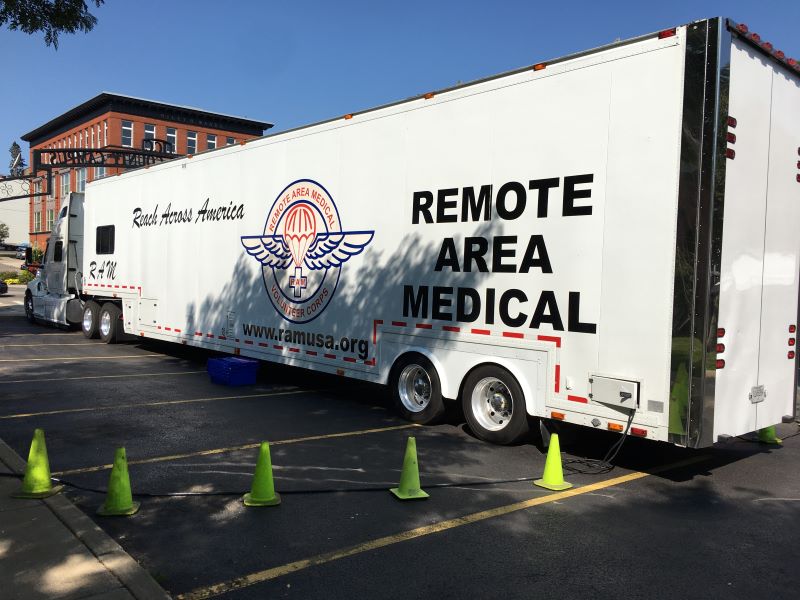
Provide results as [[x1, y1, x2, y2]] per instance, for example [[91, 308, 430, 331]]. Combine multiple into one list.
[[471, 377, 513, 431], [99, 310, 111, 337], [82, 306, 94, 332], [25, 295, 33, 316], [398, 364, 432, 413]]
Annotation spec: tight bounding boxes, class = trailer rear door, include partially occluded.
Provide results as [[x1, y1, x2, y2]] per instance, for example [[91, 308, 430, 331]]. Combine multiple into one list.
[[714, 37, 800, 439]]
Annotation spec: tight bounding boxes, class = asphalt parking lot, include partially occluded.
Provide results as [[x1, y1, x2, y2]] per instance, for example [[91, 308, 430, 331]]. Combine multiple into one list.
[[2, 297, 800, 599]]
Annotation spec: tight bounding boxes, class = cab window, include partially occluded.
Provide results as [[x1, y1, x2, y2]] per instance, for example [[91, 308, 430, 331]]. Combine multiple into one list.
[[54, 241, 63, 262]]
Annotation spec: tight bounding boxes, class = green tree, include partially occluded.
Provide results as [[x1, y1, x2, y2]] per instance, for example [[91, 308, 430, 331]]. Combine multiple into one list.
[[0, 222, 9, 244], [0, 0, 104, 48]]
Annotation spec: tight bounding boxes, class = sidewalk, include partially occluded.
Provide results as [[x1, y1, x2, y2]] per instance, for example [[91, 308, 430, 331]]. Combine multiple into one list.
[[0, 439, 170, 600]]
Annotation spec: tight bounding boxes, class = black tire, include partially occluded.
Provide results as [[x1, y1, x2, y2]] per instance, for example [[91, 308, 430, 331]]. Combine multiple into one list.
[[461, 365, 530, 445], [390, 353, 445, 424], [24, 292, 36, 324], [98, 302, 121, 344], [81, 301, 101, 339]]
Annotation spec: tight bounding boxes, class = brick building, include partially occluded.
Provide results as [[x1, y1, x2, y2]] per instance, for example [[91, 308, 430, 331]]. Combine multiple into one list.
[[21, 93, 271, 250]]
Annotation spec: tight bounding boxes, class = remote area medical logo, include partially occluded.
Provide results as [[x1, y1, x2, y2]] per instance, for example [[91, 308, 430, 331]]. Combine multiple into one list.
[[241, 179, 374, 324]]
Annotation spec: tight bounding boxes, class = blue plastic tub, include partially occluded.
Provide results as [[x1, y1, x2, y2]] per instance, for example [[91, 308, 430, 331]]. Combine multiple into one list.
[[207, 357, 259, 386]]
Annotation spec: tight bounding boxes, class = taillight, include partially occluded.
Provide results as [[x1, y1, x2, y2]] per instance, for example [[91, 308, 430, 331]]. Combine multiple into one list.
[[631, 427, 648, 437], [717, 327, 726, 337], [789, 338, 796, 347], [608, 422, 623, 432], [658, 28, 676, 39], [551, 411, 565, 421], [716, 343, 725, 353], [726, 148, 736, 159], [790, 325, 797, 333], [716, 359, 726, 369], [789, 351, 796, 360]]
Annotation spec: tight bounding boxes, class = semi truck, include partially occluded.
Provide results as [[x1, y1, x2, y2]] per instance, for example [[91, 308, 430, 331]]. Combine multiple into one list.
[[24, 17, 799, 447]]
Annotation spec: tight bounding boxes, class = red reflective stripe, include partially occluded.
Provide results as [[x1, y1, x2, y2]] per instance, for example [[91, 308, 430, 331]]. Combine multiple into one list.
[[289, 348, 300, 353], [274, 345, 284, 350], [416, 323, 432, 329], [206, 333, 214, 338], [442, 326, 461, 332], [164, 327, 172, 331], [471, 328, 490, 335], [218, 335, 226, 340], [244, 340, 254, 345], [537, 335, 562, 347], [567, 395, 588, 404], [258, 342, 269, 347], [324, 353, 336, 359], [174, 329, 182, 333], [343, 357, 356, 363], [503, 331, 523, 339], [306, 350, 318, 356], [392, 321, 407, 327], [555, 364, 560, 393]]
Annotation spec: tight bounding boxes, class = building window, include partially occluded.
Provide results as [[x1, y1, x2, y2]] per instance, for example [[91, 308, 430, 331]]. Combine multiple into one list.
[[103, 121, 108, 146], [46, 209, 54, 231], [34, 211, 42, 232], [166, 127, 177, 153], [144, 123, 156, 140], [121, 120, 133, 147], [91, 128, 95, 148], [226, 136, 235, 146], [187, 131, 197, 155], [34, 180, 42, 195], [76, 168, 87, 192], [60, 172, 70, 198], [96, 225, 115, 254], [207, 134, 216, 150], [95, 166, 106, 179]]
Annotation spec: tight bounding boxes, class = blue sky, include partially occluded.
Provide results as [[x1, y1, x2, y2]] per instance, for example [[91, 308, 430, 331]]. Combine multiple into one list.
[[1, 0, 798, 167]]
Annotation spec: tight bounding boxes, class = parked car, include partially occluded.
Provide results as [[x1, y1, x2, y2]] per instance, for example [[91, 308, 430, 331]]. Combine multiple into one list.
[[0, 279, 8, 295], [15, 244, 30, 260]]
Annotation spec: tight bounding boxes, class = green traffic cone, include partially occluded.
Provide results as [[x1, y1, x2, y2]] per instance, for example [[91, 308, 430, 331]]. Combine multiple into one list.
[[757, 426, 782, 445], [243, 442, 281, 506], [13, 428, 63, 499], [97, 447, 140, 516], [390, 436, 429, 500], [534, 432, 573, 491]]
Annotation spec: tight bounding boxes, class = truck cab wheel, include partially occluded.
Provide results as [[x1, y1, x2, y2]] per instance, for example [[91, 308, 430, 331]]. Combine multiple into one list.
[[98, 303, 121, 344], [461, 365, 530, 445], [24, 292, 36, 324], [390, 353, 445, 424], [81, 301, 101, 338]]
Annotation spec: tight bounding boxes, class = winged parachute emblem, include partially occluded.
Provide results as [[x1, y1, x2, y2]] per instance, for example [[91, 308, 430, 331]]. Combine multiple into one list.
[[241, 231, 374, 298]]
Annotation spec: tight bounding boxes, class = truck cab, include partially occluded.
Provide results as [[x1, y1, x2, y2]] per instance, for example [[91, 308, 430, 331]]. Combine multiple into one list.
[[25, 192, 85, 326]]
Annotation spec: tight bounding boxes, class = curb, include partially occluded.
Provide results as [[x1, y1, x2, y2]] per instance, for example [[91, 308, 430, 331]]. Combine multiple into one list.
[[0, 438, 171, 600]]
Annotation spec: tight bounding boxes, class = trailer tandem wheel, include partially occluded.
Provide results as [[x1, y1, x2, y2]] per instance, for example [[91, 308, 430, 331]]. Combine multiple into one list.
[[461, 365, 530, 445], [81, 301, 101, 338], [390, 353, 445, 424], [98, 303, 121, 344]]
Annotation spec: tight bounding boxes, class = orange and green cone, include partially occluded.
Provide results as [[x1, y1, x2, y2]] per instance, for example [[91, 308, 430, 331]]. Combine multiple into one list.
[[390, 436, 429, 500], [13, 428, 63, 499], [243, 442, 281, 506], [97, 447, 140, 516], [534, 432, 573, 491]]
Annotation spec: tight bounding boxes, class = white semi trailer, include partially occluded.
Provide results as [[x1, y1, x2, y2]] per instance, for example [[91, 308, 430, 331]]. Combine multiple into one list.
[[25, 18, 799, 447]]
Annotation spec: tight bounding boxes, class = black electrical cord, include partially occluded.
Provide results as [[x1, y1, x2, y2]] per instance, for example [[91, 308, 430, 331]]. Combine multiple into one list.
[[0, 471, 540, 497], [561, 410, 636, 475]]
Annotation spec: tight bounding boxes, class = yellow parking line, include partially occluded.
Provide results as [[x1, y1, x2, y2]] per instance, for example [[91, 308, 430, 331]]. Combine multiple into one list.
[[0, 370, 206, 384], [0, 388, 302, 420], [54, 424, 419, 476], [176, 455, 708, 600], [0, 354, 166, 362]]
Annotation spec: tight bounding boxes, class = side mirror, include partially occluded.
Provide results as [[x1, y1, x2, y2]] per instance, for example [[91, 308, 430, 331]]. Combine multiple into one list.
[[25, 247, 32, 263]]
